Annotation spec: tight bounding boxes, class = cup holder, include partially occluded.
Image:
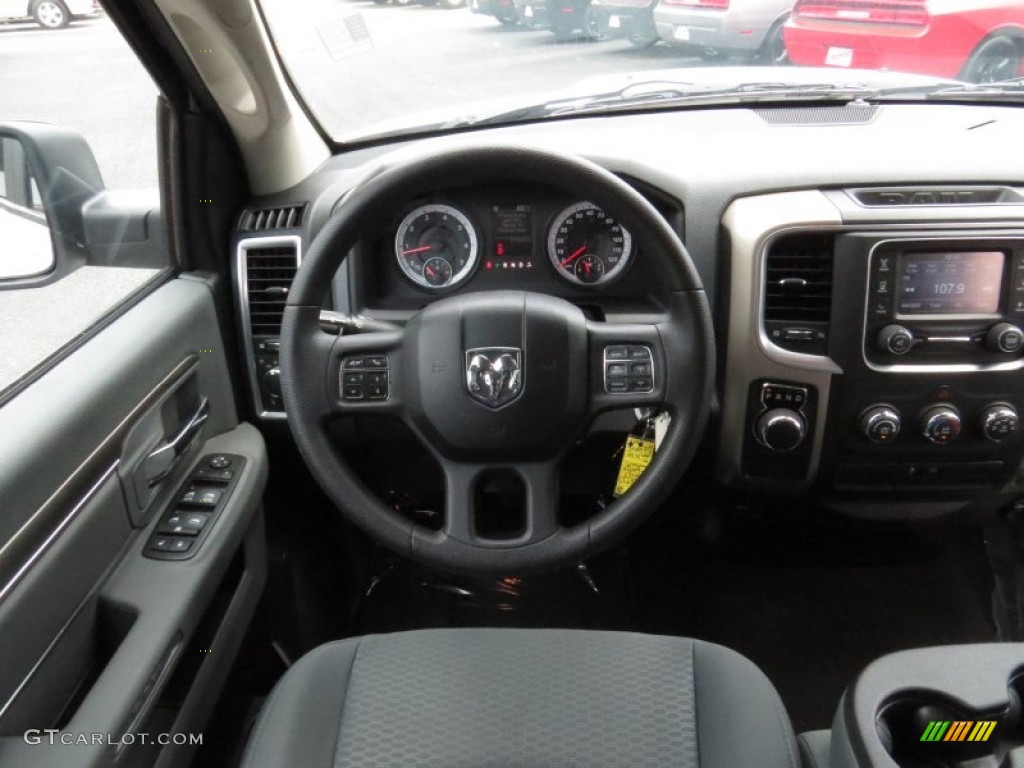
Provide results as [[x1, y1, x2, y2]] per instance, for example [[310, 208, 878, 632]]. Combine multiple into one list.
[[878, 678, 1024, 768]]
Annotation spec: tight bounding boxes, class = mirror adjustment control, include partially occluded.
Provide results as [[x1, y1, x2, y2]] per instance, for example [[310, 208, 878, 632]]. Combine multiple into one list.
[[981, 404, 1019, 442], [860, 405, 901, 444], [920, 405, 961, 445], [877, 324, 914, 356]]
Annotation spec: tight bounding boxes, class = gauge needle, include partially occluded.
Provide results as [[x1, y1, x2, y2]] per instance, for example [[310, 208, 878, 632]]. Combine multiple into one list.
[[425, 265, 435, 278], [561, 245, 587, 267], [403, 245, 433, 255]]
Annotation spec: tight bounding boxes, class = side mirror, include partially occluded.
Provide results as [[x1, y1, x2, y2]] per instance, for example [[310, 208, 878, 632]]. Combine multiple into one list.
[[0, 135, 55, 279], [0, 121, 164, 286]]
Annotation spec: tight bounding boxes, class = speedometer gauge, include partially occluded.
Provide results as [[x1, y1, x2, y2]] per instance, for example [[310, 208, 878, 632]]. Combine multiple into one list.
[[395, 204, 479, 290], [547, 202, 632, 286]]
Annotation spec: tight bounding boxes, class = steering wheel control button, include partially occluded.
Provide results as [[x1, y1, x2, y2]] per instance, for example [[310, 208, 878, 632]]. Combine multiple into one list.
[[877, 324, 915, 355], [920, 405, 962, 445], [755, 408, 807, 452], [341, 356, 390, 401], [604, 345, 655, 393], [860, 405, 902, 444], [208, 455, 232, 469], [981, 404, 1020, 442], [607, 362, 629, 377]]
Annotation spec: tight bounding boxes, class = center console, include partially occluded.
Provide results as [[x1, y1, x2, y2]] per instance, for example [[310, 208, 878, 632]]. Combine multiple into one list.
[[828, 644, 1024, 768], [720, 189, 1024, 504]]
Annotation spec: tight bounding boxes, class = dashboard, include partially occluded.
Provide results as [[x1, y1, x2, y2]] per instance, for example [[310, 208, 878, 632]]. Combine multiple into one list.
[[231, 101, 1024, 515]]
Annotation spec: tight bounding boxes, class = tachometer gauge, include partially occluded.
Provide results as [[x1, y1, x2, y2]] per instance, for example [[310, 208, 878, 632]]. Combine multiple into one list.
[[547, 202, 632, 286], [395, 204, 478, 290]]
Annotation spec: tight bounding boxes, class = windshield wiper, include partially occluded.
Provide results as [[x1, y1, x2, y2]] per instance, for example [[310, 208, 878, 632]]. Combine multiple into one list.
[[452, 81, 881, 127]]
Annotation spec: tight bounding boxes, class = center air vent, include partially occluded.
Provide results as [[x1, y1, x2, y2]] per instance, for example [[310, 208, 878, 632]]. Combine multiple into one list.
[[239, 203, 308, 232], [243, 241, 299, 337], [763, 233, 834, 355]]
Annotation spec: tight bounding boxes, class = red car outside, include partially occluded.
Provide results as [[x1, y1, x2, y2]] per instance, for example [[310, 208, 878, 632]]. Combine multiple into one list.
[[784, 0, 1024, 83]]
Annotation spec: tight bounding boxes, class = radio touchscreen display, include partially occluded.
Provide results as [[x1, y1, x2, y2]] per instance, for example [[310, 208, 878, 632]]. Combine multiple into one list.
[[897, 251, 1005, 314]]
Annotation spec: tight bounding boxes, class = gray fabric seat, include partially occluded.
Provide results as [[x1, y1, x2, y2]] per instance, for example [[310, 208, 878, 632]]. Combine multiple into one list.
[[241, 628, 799, 768]]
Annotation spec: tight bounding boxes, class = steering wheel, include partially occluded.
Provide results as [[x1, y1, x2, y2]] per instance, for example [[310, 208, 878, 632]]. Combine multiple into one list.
[[280, 145, 714, 574]]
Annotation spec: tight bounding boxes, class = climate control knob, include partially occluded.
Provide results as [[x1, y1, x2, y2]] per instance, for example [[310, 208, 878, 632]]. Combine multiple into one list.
[[920, 405, 961, 445], [755, 408, 806, 452], [985, 323, 1024, 354], [981, 404, 1019, 442], [877, 324, 915, 356], [860, 405, 901, 444]]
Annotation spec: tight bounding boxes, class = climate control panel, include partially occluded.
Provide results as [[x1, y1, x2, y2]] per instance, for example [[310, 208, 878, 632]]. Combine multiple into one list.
[[856, 401, 1018, 446]]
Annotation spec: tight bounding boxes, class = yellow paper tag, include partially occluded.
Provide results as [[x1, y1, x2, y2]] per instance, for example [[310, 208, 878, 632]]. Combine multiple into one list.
[[613, 436, 655, 497]]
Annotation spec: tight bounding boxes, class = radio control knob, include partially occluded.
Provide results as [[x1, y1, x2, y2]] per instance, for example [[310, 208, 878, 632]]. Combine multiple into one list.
[[877, 324, 914, 356], [920, 406, 961, 445], [981, 404, 1019, 443], [986, 323, 1024, 354], [860, 406, 901, 444], [755, 408, 806, 452]]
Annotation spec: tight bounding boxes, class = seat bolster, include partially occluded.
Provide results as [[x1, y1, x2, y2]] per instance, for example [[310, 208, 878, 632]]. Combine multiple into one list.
[[693, 639, 800, 768], [240, 637, 363, 768]]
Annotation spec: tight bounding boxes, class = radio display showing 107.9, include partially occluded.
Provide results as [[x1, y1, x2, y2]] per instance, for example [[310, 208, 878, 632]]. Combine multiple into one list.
[[897, 251, 1005, 314]]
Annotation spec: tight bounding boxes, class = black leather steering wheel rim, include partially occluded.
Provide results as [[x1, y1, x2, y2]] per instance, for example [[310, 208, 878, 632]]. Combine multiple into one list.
[[280, 145, 715, 574]]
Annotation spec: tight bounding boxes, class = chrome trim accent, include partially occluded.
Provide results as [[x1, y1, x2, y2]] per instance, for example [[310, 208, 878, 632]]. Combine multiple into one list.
[[862, 236, 1024, 373], [0, 461, 118, 609], [0, 461, 119, 723], [235, 235, 302, 420], [0, 356, 198, 607], [720, 191, 843, 488]]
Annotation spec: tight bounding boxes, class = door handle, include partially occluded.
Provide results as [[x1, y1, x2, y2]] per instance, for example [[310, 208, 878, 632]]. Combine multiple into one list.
[[143, 397, 210, 488]]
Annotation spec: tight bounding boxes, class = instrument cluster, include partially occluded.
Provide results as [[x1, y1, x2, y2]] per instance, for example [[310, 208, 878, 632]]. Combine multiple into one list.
[[387, 192, 638, 294]]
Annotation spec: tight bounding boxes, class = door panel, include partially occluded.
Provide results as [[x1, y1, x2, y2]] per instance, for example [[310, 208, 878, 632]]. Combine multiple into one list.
[[0, 276, 267, 767]]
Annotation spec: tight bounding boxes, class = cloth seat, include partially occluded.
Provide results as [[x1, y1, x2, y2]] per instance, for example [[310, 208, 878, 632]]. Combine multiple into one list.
[[241, 628, 799, 768]]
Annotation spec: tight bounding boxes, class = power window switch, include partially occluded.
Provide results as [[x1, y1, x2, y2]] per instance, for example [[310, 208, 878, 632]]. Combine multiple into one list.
[[194, 467, 233, 483], [150, 536, 192, 553], [158, 513, 209, 536], [180, 489, 221, 508]]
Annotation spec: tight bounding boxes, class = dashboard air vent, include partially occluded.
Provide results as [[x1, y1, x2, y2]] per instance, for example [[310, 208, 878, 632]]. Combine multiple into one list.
[[763, 233, 834, 355], [244, 244, 299, 336], [239, 204, 307, 232]]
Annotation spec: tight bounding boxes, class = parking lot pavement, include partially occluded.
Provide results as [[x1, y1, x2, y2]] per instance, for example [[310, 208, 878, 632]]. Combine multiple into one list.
[[0, 5, 700, 191]]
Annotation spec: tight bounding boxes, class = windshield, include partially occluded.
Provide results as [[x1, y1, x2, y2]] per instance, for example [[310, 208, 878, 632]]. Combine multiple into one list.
[[258, 0, 1023, 143]]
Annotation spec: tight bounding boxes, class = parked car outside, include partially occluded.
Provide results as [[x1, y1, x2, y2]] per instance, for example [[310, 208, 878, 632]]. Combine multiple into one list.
[[515, 0, 595, 38], [784, 0, 1024, 82], [470, 0, 520, 26], [586, 0, 660, 46], [0, 0, 97, 28], [653, 0, 792, 62]]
